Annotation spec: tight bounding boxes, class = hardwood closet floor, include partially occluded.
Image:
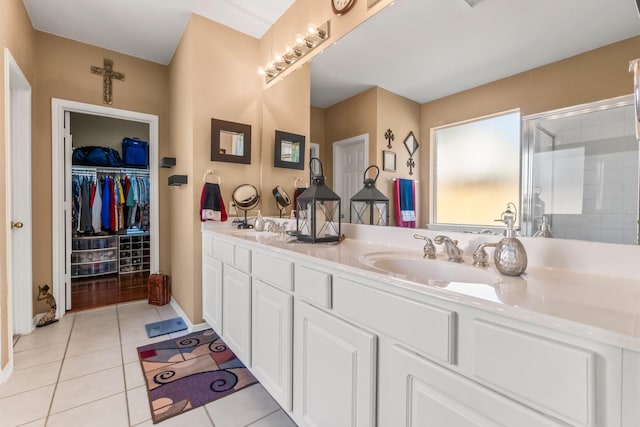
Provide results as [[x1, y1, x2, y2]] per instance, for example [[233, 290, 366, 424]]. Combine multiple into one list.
[[70, 272, 149, 311]]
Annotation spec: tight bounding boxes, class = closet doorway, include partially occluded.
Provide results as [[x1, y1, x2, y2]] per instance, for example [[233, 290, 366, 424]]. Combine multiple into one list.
[[52, 99, 159, 315]]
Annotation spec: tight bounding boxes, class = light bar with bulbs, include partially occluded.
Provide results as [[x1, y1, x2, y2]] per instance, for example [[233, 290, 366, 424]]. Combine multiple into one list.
[[259, 21, 330, 83]]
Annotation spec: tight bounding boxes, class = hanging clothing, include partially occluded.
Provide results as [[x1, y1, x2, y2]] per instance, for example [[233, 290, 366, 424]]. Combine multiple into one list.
[[79, 177, 93, 233], [101, 176, 111, 231], [91, 181, 102, 233]]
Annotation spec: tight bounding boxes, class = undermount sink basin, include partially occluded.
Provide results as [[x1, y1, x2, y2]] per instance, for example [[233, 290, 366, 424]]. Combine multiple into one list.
[[359, 251, 502, 285], [231, 230, 280, 239]]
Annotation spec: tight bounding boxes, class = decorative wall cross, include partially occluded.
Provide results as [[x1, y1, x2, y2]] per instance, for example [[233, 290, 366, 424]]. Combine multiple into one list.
[[384, 129, 394, 149], [90, 59, 125, 105]]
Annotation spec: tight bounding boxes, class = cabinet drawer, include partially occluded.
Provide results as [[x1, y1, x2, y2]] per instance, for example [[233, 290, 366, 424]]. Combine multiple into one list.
[[473, 320, 595, 426], [252, 251, 293, 291], [333, 277, 456, 364], [295, 264, 331, 308], [211, 238, 234, 264], [202, 233, 214, 258], [234, 245, 251, 273]]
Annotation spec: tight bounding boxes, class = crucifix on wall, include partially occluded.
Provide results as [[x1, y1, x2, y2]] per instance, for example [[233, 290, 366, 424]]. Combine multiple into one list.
[[90, 58, 125, 105]]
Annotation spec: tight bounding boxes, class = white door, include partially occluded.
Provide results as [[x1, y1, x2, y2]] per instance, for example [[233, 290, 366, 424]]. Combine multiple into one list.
[[333, 134, 368, 222], [251, 279, 293, 411], [63, 111, 72, 310], [387, 344, 565, 427], [202, 255, 223, 333], [6, 49, 33, 335], [222, 265, 252, 365], [294, 301, 377, 427]]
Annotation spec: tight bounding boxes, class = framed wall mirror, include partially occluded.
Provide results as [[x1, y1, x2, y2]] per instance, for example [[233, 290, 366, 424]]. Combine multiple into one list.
[[274, 130, 305, 170], [211, 118, 251, 164]]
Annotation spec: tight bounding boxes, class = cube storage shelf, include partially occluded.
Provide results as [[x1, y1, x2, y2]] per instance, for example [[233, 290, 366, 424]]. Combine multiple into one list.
[[119, 233, 151, 274], [71, 235, 118, 278]]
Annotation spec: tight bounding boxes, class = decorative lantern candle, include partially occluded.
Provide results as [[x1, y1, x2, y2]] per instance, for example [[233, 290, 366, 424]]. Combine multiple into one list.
[[296, 158, 341, 243], [350, 165, 389, 226]]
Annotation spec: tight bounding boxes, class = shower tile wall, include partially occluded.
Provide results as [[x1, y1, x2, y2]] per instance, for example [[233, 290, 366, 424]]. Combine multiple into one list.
[[545, 106, 638, 244]]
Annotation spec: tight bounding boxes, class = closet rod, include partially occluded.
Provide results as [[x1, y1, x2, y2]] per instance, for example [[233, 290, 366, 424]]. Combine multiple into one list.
[[72, 166, 150, 176]]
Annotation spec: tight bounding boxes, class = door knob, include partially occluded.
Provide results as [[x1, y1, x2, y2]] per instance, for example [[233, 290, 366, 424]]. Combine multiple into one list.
[[11, 221, 23, 229]]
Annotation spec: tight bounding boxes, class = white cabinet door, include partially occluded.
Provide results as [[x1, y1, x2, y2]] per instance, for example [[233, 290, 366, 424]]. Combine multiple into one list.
[[294, 301, 376, 427], [252, 279, 293, 411], [387, 344, 565, 427], [222, 264, 252, 365], [202, 255, 223, 334]]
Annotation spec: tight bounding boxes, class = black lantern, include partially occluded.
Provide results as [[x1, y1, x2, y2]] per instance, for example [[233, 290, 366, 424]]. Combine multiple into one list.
[[350, 165, 389, 226], [296, 158, 341, 243]]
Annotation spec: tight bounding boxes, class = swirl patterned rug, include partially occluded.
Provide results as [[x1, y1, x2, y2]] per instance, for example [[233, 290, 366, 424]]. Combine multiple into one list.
[[137, 329, 258, 424]]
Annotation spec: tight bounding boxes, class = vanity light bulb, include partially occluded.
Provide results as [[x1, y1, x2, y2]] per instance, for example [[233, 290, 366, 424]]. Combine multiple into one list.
[[258, 67, 265, 76], [274, 53, 283, 62], [307, 24, 317, 36]]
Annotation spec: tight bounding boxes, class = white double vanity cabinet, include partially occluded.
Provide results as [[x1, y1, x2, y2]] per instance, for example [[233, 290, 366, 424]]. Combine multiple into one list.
[[202, 222, 640, 427]]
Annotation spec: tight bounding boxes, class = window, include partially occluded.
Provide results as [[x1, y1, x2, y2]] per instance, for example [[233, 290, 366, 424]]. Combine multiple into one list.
[[431, 110, 521, 229]]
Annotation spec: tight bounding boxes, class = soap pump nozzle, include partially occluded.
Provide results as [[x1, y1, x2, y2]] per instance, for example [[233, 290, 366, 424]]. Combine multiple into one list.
[[493, 202, 527, 276]]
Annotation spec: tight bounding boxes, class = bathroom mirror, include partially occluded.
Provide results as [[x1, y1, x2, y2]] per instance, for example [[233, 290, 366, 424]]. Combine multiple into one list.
[[304, 0, 640, 243], [403, 132, 419, 157], [274, 130, 305, 170], [272, 186, 291, 217], [211, 118, 251, 164]]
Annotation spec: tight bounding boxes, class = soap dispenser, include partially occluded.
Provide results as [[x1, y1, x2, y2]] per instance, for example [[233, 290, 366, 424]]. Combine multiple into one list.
[[254, 210, 265, 232], [493, 203, 527, 276]]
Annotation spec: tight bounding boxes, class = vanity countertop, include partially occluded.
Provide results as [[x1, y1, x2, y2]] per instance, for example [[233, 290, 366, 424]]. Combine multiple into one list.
[[202, 221, 640, 351]]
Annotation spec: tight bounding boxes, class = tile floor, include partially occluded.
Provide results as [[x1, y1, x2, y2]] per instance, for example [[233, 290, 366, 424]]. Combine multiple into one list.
[[1, 300, 297, 427]]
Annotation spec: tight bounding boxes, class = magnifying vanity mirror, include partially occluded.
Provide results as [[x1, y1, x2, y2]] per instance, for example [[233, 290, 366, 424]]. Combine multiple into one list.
[[211, 118, 251, 164], [272, 186, 291, 218], [232, 184, 260, 228]]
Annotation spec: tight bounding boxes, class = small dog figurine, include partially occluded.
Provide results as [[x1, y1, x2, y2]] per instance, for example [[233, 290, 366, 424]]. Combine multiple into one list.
[[36, 284, 59, 327]]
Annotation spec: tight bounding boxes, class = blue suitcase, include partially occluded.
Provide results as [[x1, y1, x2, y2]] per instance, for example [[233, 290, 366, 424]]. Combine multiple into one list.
[[122, 137, 149, 167]]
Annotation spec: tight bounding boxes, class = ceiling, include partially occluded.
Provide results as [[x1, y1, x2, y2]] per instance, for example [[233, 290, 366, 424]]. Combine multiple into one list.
[[21, 0, 640, 107], [22, 0, 295, 65], [310, 0, 640, 108]]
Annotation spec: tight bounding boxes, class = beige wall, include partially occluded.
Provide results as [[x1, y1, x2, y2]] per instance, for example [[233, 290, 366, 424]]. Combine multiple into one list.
[[324, 87, 377, 187], [418, 36, 640, 227], [0, 0, 35, 375], [168, 15, 262, 323], [32, 33, 171, 316], [376, 88, 421, 225], [262, 63, 311, 217], [259, 0, 394, 87], [313, 87, 420, 224], [69, 113, 149, 149]]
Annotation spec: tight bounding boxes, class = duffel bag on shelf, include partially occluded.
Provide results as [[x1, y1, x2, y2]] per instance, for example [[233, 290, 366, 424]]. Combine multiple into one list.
[[122, 137, 149, 167], [72, 146, 123, 167]]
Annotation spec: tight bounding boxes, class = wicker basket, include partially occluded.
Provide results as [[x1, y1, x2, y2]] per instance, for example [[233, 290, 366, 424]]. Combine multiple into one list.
[[148, 273, 170, 306]]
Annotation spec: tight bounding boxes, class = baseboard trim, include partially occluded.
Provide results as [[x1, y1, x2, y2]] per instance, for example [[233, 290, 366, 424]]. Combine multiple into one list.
[[169, 297, 209, 333], [0, 360, 14, 384]]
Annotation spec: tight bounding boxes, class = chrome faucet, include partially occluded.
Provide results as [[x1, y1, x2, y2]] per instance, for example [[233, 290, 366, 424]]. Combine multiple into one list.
[[434, 235, 464, 262], [263, 219, 285, 233], [413, 234, 436, 259]]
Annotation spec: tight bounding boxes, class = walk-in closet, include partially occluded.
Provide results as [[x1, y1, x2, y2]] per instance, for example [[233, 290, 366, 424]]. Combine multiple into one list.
[[68, 112, 152, 310]]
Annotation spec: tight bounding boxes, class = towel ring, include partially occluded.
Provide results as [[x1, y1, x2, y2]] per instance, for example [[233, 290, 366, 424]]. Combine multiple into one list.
[[294, 176, 308, 187], [202, 169, 221, 184]]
